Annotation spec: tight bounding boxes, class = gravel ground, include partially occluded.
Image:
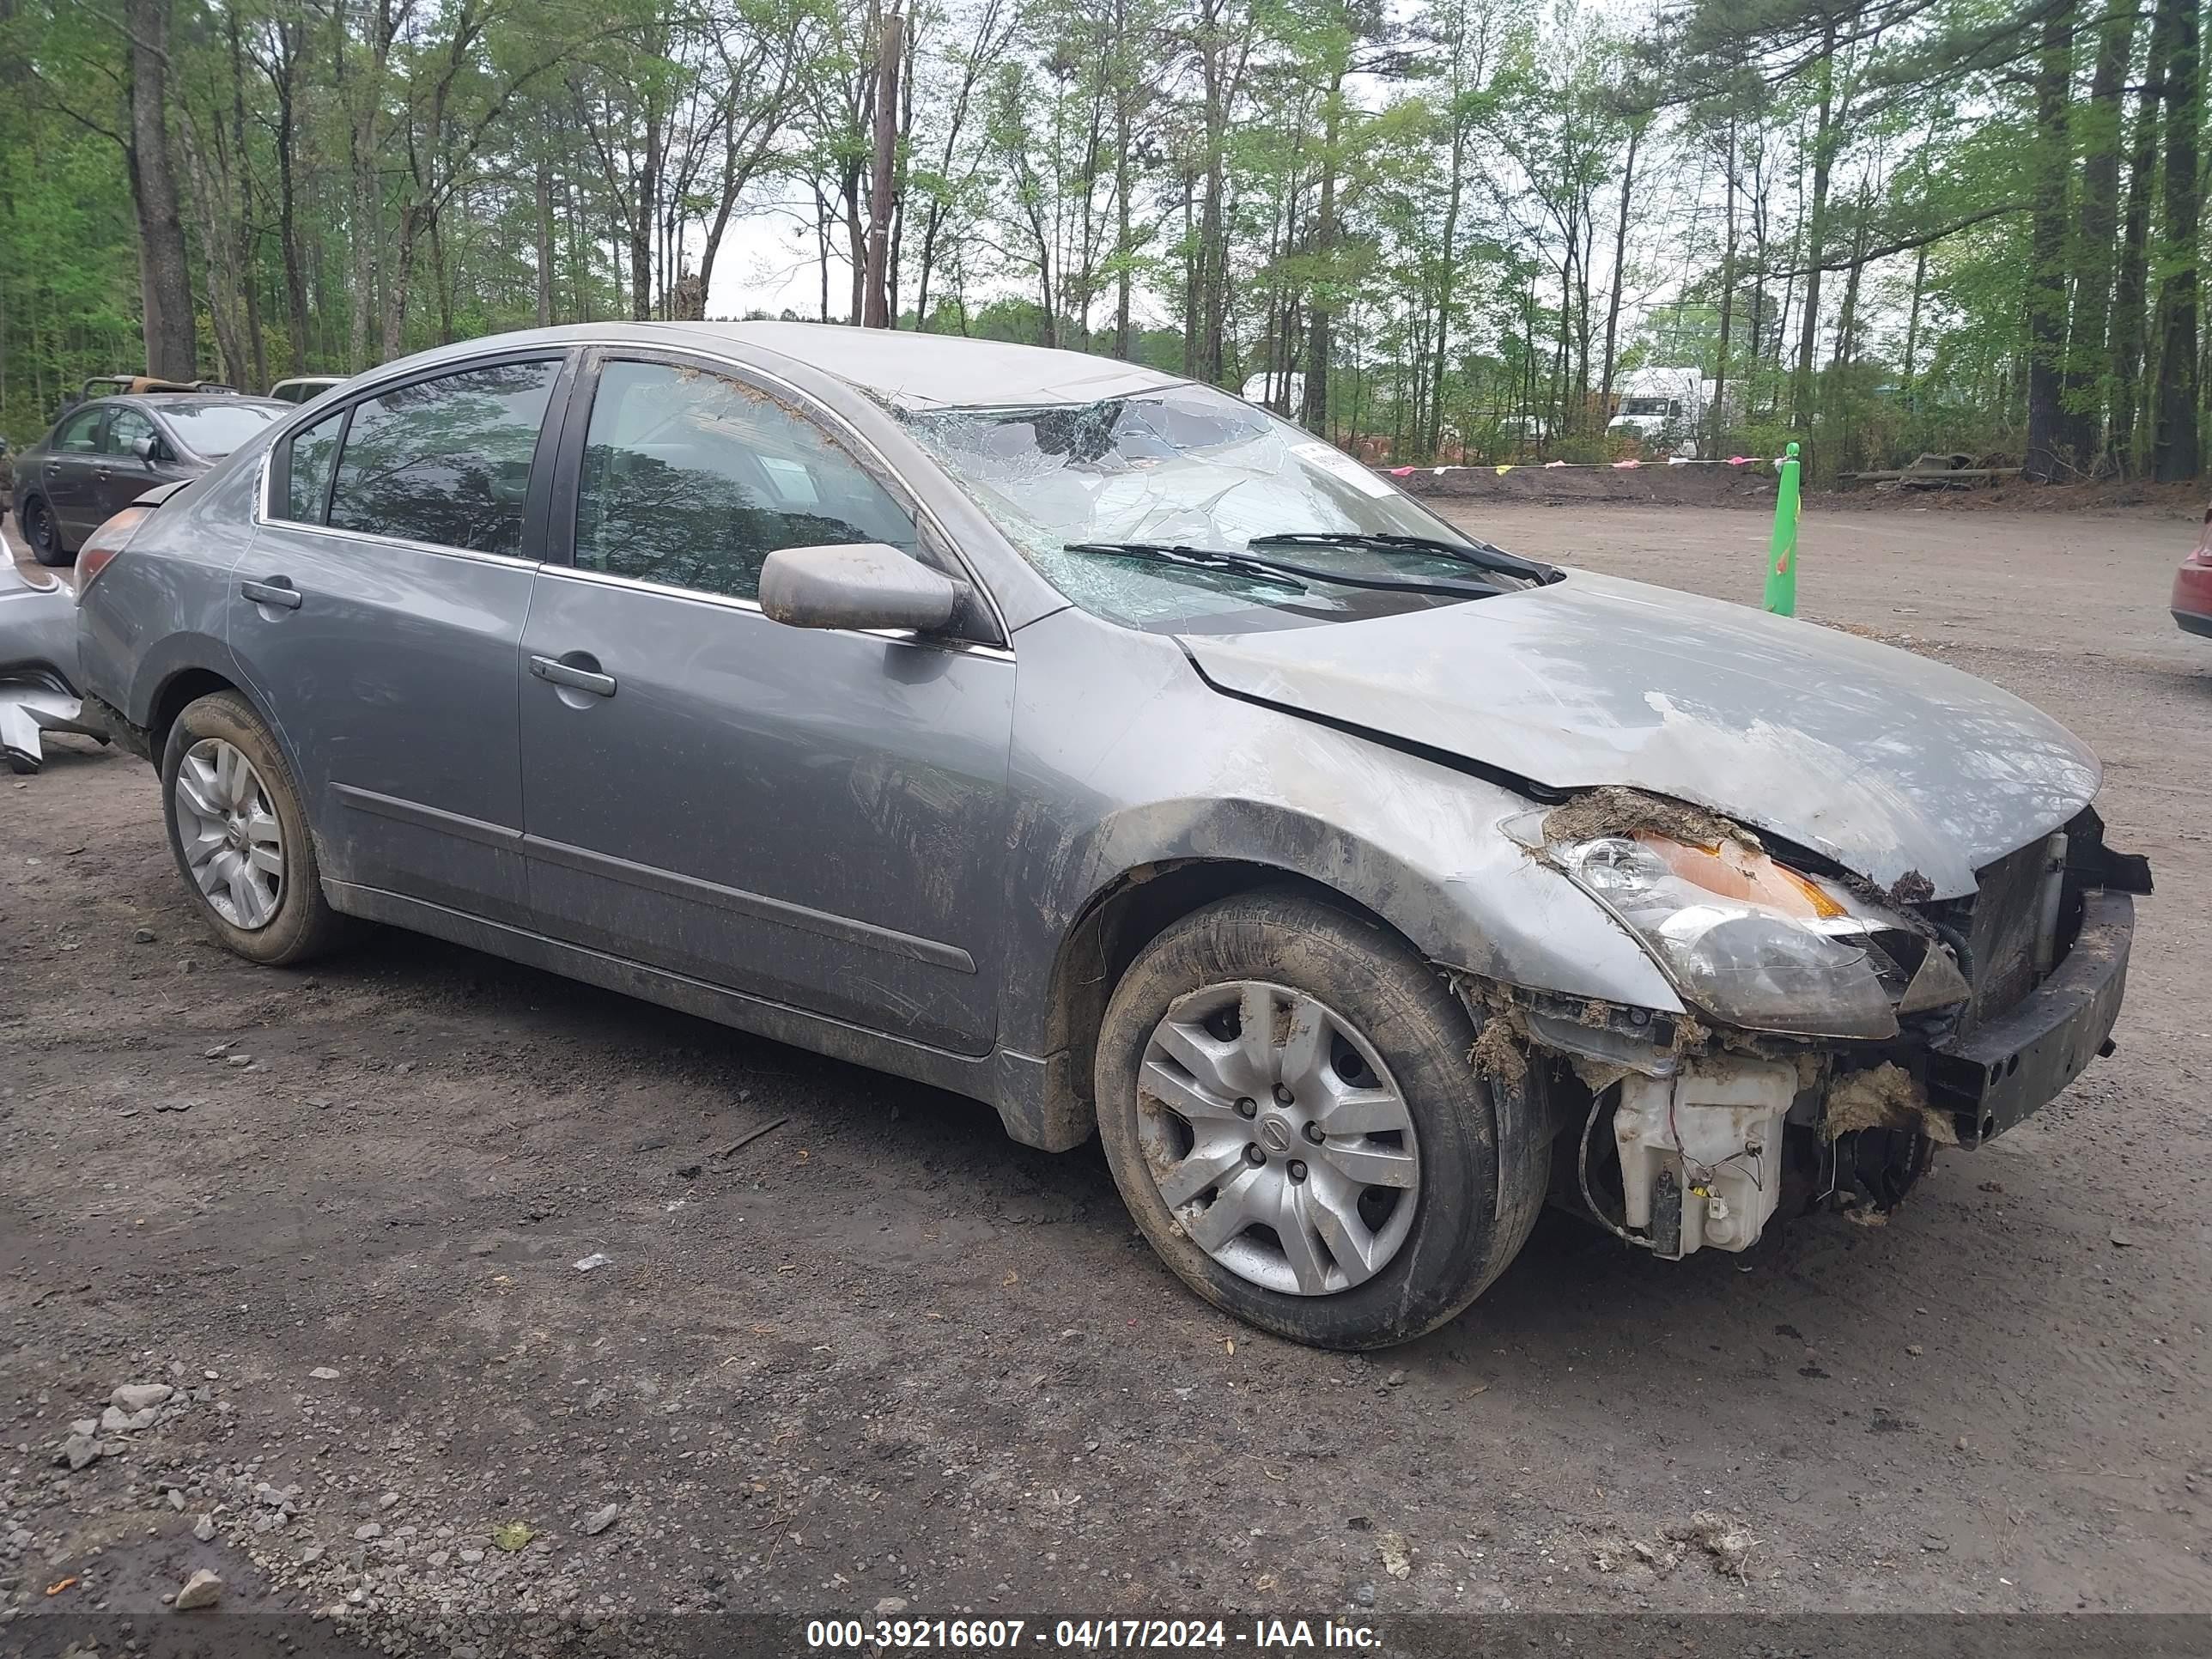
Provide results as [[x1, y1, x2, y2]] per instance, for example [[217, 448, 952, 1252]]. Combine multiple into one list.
[[3, 500, 2209, 1650]]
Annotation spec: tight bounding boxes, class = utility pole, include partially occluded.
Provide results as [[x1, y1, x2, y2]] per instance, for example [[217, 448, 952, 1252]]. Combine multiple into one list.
[[862, 4, 902, 329]]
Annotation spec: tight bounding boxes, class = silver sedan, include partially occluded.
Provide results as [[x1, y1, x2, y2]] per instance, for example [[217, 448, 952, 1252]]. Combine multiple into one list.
[[70, 323, 2148, 1348]]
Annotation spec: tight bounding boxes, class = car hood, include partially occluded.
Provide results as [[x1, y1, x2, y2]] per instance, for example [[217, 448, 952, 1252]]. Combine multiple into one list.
[[1177, 569, 2099, 898]]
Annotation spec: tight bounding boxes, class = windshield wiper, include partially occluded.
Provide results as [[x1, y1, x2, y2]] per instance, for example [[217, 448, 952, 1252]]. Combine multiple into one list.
[[1247, 530, 1561, 585], [1063, 540, 1507, 600], [1062, 541, 1310, 592]]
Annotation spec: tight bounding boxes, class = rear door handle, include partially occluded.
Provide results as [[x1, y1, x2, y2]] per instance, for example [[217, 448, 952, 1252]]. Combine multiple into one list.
[[240, 578, 303, 611], [529, 653, 617, 697]]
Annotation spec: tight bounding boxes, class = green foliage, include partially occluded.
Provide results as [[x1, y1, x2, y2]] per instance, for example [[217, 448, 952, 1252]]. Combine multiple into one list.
[[0, 0, 2199, 476]]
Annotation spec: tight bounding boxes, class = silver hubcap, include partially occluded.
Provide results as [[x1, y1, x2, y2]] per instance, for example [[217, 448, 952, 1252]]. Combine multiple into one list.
[[1136, 981, 1420, 1297], [173, 738, 284, 930]]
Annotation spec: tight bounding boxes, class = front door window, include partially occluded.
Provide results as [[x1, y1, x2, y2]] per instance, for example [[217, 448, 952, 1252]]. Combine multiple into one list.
[[574, 360, 919, 601]]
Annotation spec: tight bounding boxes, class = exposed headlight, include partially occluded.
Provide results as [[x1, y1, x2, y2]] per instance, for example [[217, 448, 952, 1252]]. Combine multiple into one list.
[[1553, 833, 1899, 1039]]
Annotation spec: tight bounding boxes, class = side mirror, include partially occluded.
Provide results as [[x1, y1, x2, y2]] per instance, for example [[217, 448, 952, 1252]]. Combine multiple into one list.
[[758, 543, 962, 635], [131, 434, 160, 464]]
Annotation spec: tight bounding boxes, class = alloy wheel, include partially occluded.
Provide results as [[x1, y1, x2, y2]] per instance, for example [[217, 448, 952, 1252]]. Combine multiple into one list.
[[1135, 980, 1420, 1296], [173, 737, 285, 930]]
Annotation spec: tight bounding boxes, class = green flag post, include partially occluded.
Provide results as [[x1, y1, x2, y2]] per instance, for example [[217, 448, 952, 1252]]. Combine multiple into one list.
[[1764, 440, 1801, 616]]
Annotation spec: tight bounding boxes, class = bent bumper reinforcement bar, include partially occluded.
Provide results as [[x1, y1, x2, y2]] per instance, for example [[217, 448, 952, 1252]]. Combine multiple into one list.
[[1929, 890, 2133, 1146]]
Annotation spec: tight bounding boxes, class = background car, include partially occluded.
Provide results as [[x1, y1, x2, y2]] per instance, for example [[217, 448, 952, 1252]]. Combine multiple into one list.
[[2172, 502, 2212, 639], [14, 393, 285, 565], [268, 374, 349, 405]]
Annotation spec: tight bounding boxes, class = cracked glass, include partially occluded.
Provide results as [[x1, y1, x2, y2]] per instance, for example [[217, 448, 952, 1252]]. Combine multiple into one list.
[[900, 384, 1507, 633]]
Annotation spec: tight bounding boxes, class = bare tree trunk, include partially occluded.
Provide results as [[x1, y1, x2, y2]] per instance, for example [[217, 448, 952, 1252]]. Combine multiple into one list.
[[1113, 81, 1132, 359], [632, 102, 660, 321], [2059, 0, 2140, 467], [843, 161, 866, 325], [1902, 242, 1928, 410], [1596, 121, 1642, 423], [1709, 118, 1738, 458], [535, 150, 556, 326], [380, 203, 421, 360], [182, 119, 252, 386], [2108, 35, 2162, 472], [2021, 0, 2079, 481], [1790, 27, 1837, 434], [126, 0, 196, 378], [429, 206, 454, 343], [863, 7, 902, 327], [815, 179, 833, 323], [268, 23, 309, 374], [228, 11, 265, 392], [1300, 72, 1342, 435], [179, 115, 246, 386], [1180, 171, 1198, 378], [2151, 0, 2201, 480]]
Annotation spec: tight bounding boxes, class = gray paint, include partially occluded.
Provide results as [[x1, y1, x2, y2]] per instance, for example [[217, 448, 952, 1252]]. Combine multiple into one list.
[[0, 554, 101, 771], [0, 555, 81, 687], [74, 321, 2116, 1152], [1182, 570, 2100, 899]]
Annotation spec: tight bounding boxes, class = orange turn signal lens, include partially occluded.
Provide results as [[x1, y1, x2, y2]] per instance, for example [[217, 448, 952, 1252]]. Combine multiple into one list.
[[1634, 831, 1845, 919]]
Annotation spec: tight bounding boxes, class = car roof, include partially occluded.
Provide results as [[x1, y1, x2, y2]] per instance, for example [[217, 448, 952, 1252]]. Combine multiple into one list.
[[700, 322, 1184, 410], [61, 394, 289, 415], [134, 393, 290, 409], [361, 321, 1188, 411]]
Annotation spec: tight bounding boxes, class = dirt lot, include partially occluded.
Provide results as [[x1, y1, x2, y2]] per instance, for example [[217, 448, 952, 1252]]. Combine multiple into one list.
[[3, 501, 2209, 1646]]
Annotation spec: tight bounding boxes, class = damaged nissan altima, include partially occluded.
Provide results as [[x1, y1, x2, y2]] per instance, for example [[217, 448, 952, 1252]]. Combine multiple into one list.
[[73, 324, 2149, 1349]]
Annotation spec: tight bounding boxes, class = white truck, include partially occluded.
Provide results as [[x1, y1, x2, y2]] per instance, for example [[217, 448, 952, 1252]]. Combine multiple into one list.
[[1607, 366, 1713, 456]]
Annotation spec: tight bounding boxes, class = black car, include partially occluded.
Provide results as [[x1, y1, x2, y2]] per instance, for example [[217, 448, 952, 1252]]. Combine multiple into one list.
[[14, 394, 285, 566]]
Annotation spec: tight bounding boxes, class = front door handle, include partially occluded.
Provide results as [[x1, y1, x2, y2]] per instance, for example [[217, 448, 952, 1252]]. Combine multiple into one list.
[[240, 578, 303, 611], [529, 653, 617, 698]]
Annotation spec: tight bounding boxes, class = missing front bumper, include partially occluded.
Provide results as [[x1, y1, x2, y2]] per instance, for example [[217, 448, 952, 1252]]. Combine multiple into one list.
[[1929, 890, 2132, 1146]]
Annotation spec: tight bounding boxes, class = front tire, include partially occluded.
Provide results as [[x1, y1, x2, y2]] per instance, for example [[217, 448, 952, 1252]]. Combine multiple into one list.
[[21, 495, 71, 567], [1094, 890, 1548, 1349], [160, 690, 347, 965]]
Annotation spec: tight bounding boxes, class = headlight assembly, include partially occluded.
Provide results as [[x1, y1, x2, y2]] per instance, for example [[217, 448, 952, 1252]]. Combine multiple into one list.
[[1552, 832, 1901, 1039]]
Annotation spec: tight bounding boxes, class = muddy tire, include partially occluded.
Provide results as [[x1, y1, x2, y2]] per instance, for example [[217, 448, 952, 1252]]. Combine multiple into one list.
[[160, 690, 348, 966], [1094, 890, 1548, 1349]]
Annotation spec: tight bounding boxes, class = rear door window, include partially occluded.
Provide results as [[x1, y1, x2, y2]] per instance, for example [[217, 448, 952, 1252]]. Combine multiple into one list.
[[325, 361, 559, 556], [573, 358, 916, 602], [55, 410, 104, 453]]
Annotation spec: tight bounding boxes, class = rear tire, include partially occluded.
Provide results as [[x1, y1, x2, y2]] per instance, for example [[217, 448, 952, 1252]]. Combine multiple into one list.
[[1094, 890, 1548, 1349], [21, 495, 71, 567], [160, 690, 348, 966]]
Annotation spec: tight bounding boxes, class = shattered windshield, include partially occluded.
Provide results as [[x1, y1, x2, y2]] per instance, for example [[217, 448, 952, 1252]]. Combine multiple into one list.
[[900, 384, 1512, 632]]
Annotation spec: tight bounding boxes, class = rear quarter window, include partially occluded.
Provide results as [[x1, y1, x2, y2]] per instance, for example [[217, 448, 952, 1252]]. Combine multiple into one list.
[[283, 410, 345, 523]]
